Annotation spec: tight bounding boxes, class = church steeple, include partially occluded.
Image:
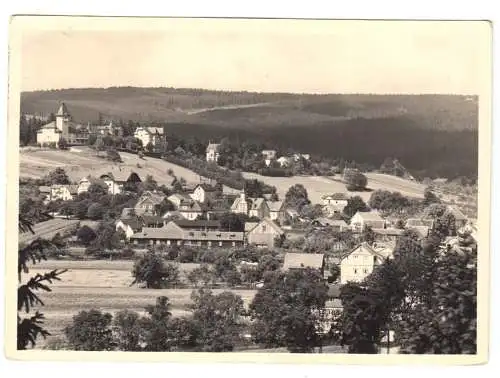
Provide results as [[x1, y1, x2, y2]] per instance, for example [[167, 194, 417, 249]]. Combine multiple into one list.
[[56, 102, 69, 117]]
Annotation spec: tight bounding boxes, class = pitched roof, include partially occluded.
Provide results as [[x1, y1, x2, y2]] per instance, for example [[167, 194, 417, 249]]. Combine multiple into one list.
[[38, 186, 51, 193], [112, 170, 142, 183], [173, 219, 221, 229], [327, 284, 342, 298], [246, 218, 284, 235], [141, 215, 164, 225], [313, 217, 348, 227], [410, 226, 430, 239], [406, 218, 435, 228], [354, 211, 384, 221], [267, 200, 284, 212], [168, 193, 192, 203], [372, 228, 405, 236], [206, 143, 221, 152], [341, 242, 386, 262], [283, 253, 325, 270], [179, 200, 203, 212], [447, 205, 467, 221], [249, 198, 267, 210], [67, 185, 79, 194], [57, 102, 69, 116], [322, 193, 349, 201], [139, 191, 166, 204], [121, 207, 136, 219], [145, 127, 164, 135], [195, 183, 218, 192], [231, 196, 247, 211], [131, 221, 243, 241], [118, 217, 144, 231], [39, 121, 58, 130]]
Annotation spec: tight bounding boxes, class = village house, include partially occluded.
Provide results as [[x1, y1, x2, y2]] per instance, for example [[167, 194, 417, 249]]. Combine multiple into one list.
[[97, 173, 123, 195], [245, 218, 284, 249], [134, 191, 166, 216], [130, 220, 244, 248], [276, 156, 292, 168], [372, 227, 405, 243], [350, 211, 386, 232], [447, 205, 468, 230], [116, 217, 144, 239], [261, 150, 277, 166], [167, 193, 193, 208], [311, 217, 349, 232], [321, 193, 349, 209], [339, 242, 390, 284], [282, 253, 326, 277], [189, 183, 218, 204], [174, 219, 222, 231], [134, 127, 165, 150], [206, 143, 221, 163], [266, 200, 285, 223], [230, 192, 270, 219], [178, 199, 204, 221], [49, 184, 79, 202]]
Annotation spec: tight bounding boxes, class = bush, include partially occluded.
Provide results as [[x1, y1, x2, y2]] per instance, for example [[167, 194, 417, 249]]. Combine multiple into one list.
[[131, 252, 180, 288]]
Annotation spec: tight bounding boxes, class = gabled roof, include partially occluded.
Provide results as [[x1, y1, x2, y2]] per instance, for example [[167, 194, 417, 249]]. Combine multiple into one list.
[[194, 183, 218, 192], [406, 218, 435, 228], [283, 253, 325, 270], [118, 217, 144, 231], [231, 196, 248, 211], [67, 185, 79, 194], [112, 170, 142, 183], [121, 207, 136, 219], [410, 226, 430, 239], [313, 217, 348, 227], [179, 200, 203, 212], [249, 198, 267, 210], [246, 218, 284, 235], [267, 200, 284, 212], [173, 219, 221, 229], [206, 143, 221, 152], [39, 121, 58, 130], [322, 193, 349, 201], [340, 242, 386, 262], [353, 211, 384, 222], [57, 102, 69, 116], [38, 186, 51, 193], [447, 205, 467, 221], [372, 228, 405, 236], [141, 215, 164, 225]]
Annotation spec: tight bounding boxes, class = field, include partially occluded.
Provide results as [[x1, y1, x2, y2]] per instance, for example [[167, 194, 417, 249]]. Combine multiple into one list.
[[18, 218, 80, 244], [20, 147, 237, 195], [24, 260, 257, 348], [242, 171, 427, 204]]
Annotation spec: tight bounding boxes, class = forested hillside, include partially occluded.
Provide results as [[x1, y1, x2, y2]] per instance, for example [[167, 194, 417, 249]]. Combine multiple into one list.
[[20, 87, 478, 179]]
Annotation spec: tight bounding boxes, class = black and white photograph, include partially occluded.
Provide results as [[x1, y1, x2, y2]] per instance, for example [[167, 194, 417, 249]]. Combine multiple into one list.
[[5, 16, 491, 362]]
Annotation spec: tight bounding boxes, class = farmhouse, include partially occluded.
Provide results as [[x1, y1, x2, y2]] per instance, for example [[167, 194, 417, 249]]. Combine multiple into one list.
[[230, 192, 270, 219], [245, 218, 284, 248], [116, 217, 144, 239], [321, 193, 349, 208], [178, 199, 204, 220], [282, 253, 325, 276], [206, 143, 221, 163], [134, 191, 166, 216], [262, 150, 277, 166], [130, 220, 244, 248], [134, 127, 165, 150], [49, 184, 79, 201], [350, 211, 386, 232], [339, 242, 387, 284], [266, 200, 285, 223], [189, 183, 218, 203], [168, 193, 193, 208]]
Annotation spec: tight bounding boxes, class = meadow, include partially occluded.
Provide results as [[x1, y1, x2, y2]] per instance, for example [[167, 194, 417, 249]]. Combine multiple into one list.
[[25, 260, 257, 348]]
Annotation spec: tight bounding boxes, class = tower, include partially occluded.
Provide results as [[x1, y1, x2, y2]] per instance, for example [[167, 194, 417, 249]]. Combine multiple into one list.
[[55, 102, 70, 136]]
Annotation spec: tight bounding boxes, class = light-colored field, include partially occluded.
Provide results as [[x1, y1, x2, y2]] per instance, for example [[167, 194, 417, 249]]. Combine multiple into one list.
[[18, 218, 80, 244], [24, 260, 257, 348], [242, 171, 426, 204], [20, 148, 206, 187]]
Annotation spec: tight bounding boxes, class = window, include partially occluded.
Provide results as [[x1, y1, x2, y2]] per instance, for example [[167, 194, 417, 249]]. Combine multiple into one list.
[[232, 242, 236, 247], [363, 268, 368, 274], [219, 241, 223, 247], [262, 225, 267, 232], [354, 268, 358, 274]]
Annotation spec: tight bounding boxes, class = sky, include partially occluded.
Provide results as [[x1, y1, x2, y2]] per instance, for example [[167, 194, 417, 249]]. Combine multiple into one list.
[[15, 17, 491, 94]]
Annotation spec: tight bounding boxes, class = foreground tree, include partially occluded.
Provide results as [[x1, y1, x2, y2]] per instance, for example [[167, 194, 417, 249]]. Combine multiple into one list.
[[112, 309, 142, 351], [139, 296, 174, 351], [249, 268, 328, 353], [131, 253, 179, 289], [189, 289, 246, 352], [64, 309, 115, 351], [18, 214, 66, 349]]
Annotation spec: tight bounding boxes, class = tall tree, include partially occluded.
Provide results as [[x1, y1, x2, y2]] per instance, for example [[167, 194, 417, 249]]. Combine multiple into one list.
[[343, 196, 369, 218], [249, 268, 328, 353], [64, 310, 115, 351], [284, 184, 310, 211]]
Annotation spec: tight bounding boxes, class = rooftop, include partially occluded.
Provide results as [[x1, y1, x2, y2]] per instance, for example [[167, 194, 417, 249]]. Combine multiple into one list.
[[282, 253, 325, 271]]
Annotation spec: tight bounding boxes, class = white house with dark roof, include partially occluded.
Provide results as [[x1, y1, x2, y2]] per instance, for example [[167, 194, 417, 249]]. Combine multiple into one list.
[[339, 242, 388, 284], [190, 183, 218, 204], [178, 200, 204, 220], [266, 200, 285, 223], [134, 126, 165, 150], [321, 193, 349, 208], [49, 184, 79, 201], [168, 193, 193, 208], [134, 191, 166, 216], [206, 143, 221, 163], [230, 192, 270, 219]]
